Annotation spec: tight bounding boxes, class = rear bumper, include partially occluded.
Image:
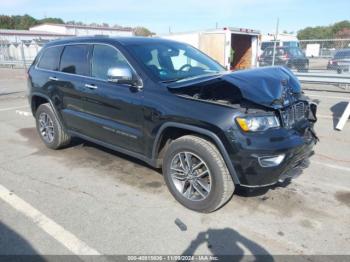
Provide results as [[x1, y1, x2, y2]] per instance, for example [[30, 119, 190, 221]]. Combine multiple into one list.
[[327, 64, 350, 71]]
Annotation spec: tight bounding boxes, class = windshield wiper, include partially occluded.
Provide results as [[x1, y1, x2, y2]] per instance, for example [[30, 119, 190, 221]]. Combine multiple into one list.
[[160, 77, 186, 83], [160, 72, 223, 84]]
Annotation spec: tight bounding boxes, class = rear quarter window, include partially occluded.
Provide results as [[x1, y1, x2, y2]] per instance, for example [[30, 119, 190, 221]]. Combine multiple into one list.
[[60, 45, 91, 76], [37, 46, 63, 71]]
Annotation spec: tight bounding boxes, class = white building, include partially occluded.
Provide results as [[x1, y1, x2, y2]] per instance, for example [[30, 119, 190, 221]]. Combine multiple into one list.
[[29, 23, 134, 37], [261, 33, 298, 43], [0, 29, 72, 43], [0, 24, 134, 65], [0, 29, 73, 63]]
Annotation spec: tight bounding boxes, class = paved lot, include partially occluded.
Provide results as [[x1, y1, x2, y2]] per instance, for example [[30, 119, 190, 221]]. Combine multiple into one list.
[[0, 69, 350, 257]]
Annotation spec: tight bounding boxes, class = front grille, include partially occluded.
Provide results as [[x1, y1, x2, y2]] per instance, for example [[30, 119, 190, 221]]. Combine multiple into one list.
[[280, 102, 306, 128]]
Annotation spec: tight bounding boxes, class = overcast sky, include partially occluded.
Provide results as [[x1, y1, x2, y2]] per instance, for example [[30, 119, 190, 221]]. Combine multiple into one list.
[[2, 0, 349, 34]]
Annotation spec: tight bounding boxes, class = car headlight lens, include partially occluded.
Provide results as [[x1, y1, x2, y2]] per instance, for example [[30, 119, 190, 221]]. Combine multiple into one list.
[[236, 115, 280, 132]]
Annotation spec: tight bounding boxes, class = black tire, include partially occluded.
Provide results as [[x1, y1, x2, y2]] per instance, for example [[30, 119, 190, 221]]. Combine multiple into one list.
[[35, 103, 71, 149], [163, 135, 235, 213]]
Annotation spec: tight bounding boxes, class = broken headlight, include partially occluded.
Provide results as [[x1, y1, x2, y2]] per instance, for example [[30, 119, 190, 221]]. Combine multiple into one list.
[[236, 115, 280, 132]]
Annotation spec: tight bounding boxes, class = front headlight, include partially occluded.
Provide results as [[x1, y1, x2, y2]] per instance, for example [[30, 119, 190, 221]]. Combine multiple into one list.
[[236, 115, 280, 132]]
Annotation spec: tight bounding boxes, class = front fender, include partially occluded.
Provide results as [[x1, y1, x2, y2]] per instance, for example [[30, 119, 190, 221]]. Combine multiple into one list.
[[152, 122, 240, 185]]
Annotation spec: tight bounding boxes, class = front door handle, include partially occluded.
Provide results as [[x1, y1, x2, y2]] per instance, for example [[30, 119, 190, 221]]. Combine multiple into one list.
[[85, 84, 98, 90], [49, 76, 58, 81]]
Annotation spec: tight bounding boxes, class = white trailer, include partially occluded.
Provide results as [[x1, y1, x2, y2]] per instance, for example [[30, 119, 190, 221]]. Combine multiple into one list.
[[260, 33, 300, 54], [161, 27, 260, 70]]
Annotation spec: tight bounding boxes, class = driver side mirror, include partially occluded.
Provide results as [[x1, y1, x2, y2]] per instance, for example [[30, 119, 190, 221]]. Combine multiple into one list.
[[107, 67, 134, 85]]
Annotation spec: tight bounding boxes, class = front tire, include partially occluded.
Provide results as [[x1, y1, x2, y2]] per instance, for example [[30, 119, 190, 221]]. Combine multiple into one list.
[[35, 103, 71, 149], [163, 135, 235, 213]]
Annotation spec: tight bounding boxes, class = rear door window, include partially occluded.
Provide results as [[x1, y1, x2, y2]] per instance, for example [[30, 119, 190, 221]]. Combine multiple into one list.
[[60, 45, 91, 76], [38, 46, 63, 71]]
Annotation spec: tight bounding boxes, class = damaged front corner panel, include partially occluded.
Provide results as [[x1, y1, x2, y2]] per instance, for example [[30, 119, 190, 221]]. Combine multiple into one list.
[[167, 66, 302, 110], [168, 78, 244, 107]]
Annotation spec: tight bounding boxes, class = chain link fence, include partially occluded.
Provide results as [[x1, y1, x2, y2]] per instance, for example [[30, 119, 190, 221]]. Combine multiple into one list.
[[0, 40, 47, 69], [1, 37, 349, 91], [258, 38, 350, 74], [299, 39, 350, 73]]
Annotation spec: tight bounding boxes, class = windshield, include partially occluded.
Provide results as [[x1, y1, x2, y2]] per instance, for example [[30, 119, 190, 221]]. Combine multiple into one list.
[[263, 48, 286, 57], [261, 42, 278, 50], [126, 42, 225, 82], [289, 48, 304, 56], [282, 41, 299, 48], [334, 50, 350, 59]]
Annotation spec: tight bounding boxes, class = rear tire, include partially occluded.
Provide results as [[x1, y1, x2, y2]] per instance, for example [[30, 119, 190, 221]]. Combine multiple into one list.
[[163, 135, 235, 213], [35, 103, 71, 149]]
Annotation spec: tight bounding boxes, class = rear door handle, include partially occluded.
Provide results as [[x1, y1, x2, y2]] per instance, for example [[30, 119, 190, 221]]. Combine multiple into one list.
[[49, 76, 58, 81], [84, 84, 98, 89]]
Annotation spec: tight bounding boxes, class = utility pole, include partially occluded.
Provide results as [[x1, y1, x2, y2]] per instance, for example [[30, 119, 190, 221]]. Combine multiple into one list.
[[272, 18, 279, 66]]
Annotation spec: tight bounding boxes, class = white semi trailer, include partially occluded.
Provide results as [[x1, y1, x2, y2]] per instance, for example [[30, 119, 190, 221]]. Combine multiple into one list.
[[161, 27, 260, 70]]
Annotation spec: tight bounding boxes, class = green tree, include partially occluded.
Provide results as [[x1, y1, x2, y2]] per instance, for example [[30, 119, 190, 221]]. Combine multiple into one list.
[[0, 14, 155, 35], [66, 20, 85, 26], [39, 17, 64, 24], [0, 14, 63, 29], [331, 20, 350, 36], [297, 20, 350, 40], [133, 26, 154, 36], [16, 14, 37, 29], [0, 15, 14, 29]]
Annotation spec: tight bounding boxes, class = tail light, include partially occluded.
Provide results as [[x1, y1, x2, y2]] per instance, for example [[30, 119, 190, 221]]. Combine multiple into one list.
[[329, 60, 337, 65]]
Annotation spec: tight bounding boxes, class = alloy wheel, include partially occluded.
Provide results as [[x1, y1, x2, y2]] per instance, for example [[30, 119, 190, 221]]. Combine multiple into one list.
[[38, 112, 55, 143], [170, 151, 212, 201]]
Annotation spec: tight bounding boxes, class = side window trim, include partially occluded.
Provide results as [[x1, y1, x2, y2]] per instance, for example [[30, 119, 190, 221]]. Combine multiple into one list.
[[36, 46, 63, 71], [57, 45, 65, 73], [91, 43, 141, 84], [35, 42, 143, 88], [59, 44, 92, 76]]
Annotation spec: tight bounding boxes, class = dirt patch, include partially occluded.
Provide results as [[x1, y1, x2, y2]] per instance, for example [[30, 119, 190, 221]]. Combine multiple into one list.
[[16, 127, 165, 194], [231, 185, 306, 217], [144, 181, 163, 188], [227, 183, 333, 219], [18, 127, 40, 143], [299, 219, 314, 229], [335, 191, 350, 207]]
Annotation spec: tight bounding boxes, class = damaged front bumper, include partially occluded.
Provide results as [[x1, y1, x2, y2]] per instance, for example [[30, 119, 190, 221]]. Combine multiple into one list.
[[225, 118, 317, 188]]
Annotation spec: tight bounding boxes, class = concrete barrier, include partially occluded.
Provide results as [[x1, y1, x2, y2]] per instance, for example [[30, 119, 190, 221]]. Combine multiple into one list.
[[336, 102, 350, 131]]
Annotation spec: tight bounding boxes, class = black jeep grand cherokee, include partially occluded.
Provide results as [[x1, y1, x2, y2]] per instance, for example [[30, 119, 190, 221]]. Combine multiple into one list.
[[28, 36, 318, 212]]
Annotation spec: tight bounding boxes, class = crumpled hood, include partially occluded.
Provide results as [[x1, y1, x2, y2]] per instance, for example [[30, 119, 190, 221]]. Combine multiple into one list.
[[168, 66, 302, 109]]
